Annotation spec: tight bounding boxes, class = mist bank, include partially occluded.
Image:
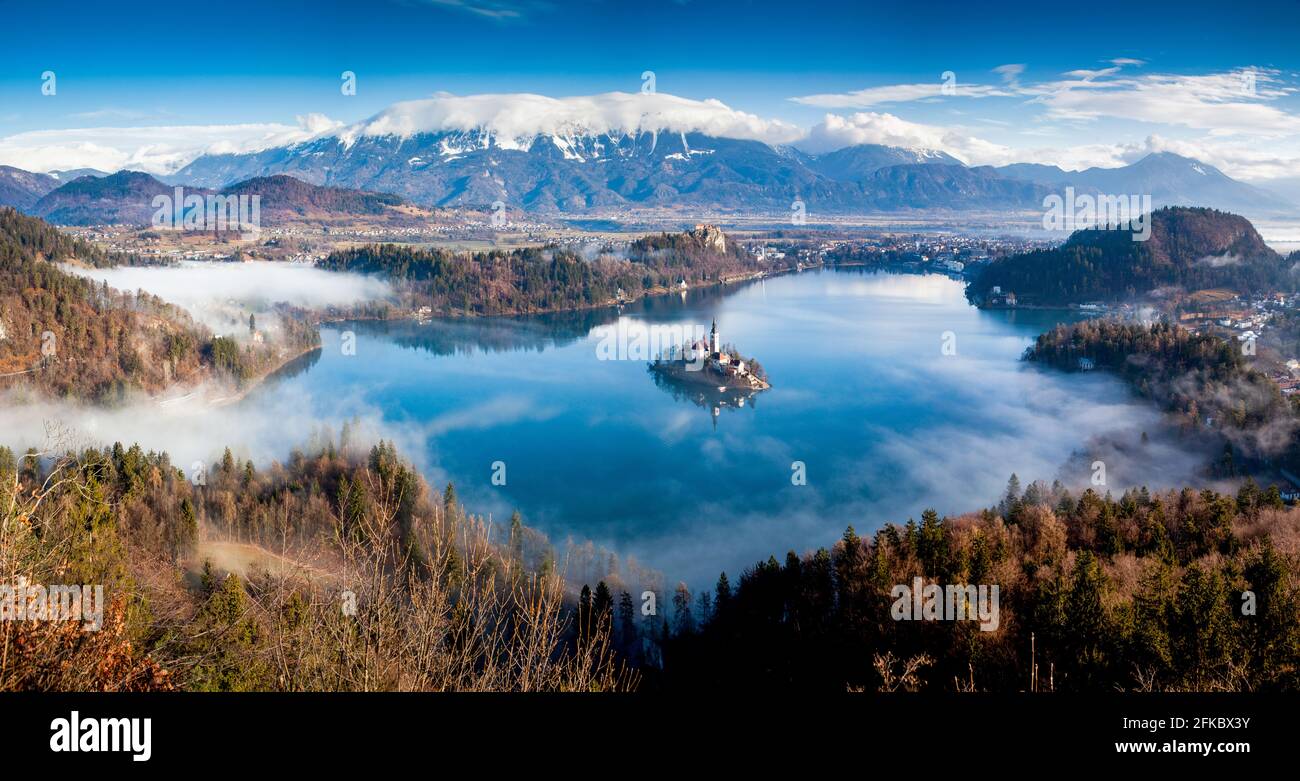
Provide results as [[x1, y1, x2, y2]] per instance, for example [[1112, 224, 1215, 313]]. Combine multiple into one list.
[[62, 260, 394, 334]]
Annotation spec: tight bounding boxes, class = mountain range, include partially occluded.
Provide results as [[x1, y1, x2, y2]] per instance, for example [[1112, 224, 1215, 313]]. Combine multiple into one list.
[[16, 171, 418, 226], [1, 96, 1290, 219], [167, 129, 1291, 216]]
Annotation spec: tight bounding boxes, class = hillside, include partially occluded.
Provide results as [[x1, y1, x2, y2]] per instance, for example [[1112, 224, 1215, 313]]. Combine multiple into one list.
[[7, 428, 1295, 694], [0, 165, 60, 210], [0, 435, 629, 692], [663, 483, 1300, 692], [0, 208, 318, 401], [859, 163, 1049, 210], [1025, 320, 1294, 461], [802, 144, 961, 181], [31, 170, 171, 225], [29, 170, 419, 226], [968, 207, 1293, 306], [221, 174, 406, 219], [0, 207, 213, 399]]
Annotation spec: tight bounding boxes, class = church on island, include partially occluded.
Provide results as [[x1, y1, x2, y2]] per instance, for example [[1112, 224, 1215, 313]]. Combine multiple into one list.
[[655, 320, 771, 391]]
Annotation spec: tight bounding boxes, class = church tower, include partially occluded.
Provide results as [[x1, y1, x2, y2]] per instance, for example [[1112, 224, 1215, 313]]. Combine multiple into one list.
[[710, 319, 719, 354]]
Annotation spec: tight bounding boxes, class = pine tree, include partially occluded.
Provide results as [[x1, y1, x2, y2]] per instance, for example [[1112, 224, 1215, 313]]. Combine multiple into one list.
[[714, 572, 732, 615], [1002, 473, 1022, 515], [672, 583, 694, 636], [508, 510, 523, 566], [577, 585, 593, 645], [593, 581, 614, 636], [617, 591, 637, 651]]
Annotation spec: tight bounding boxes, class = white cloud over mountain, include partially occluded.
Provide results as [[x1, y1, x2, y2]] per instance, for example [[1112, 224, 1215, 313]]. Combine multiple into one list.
[[789, 64, 1300, 181], [797, 111, 1016, 162], [339, 91, 805, 148], [0, 114, 341, 175], [4, 68, 1300, 184]]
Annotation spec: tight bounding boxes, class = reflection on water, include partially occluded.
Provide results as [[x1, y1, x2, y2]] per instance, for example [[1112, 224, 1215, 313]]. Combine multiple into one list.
[[647, 365, 761, 429], [238, 268, 1203, 589], [4, 266, 1202, 589], [261, 346, 323, 383], [335, 278, 756, 360]]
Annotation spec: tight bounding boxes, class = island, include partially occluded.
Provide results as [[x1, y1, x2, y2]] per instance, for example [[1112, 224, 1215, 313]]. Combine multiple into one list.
[[649, 319, 771, 392]]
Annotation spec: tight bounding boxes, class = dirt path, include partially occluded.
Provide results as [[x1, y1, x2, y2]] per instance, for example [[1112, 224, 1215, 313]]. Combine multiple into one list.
[[189, 540, 337, 583]]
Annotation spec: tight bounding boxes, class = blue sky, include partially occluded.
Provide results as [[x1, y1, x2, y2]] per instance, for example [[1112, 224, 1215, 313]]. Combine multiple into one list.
[[2, 0, 1299, 184]]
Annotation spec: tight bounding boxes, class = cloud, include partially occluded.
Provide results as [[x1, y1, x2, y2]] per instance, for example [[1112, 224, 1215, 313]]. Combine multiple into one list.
[[993, 63, 1026, 87], [1196, 252, 1242, 268], [0, 381, 433, 489], [0, 114, 342, 175], [787, 64, 1300, 180], [1030, 67, 1300, 137], [797, 111, 1017, 164], [791, 81, 1013, 109], [5, 70, 1300, 185], [417, 0, 550, 21], [70, 108, 160, 121], [340, 91, 804, 148]]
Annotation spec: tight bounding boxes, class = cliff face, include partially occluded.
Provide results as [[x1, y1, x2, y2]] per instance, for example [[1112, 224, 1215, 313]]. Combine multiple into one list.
[[690, 224, 726, 254]]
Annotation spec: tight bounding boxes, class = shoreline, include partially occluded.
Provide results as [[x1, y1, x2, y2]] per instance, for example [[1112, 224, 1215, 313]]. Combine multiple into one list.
[[207, 342, 324, 406], [650, 361, 772, 392], [318, 263, 803, 325], [151, 342, 324, 409]]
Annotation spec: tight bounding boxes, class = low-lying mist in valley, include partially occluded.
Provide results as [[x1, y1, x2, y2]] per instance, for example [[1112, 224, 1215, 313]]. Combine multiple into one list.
[[63, 260, 393, 336], [0, 264, 1246, 589], [622, 349, 1222, 586]]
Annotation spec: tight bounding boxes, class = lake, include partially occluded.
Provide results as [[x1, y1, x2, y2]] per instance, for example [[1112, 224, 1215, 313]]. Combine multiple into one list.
[[236, 268, 1193, 587]]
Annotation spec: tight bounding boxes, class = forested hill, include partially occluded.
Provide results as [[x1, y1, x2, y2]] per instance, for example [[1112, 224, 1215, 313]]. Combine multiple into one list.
[[0, 206, 153, 268], [317, 226, 773, 316], [0, 436, 629, 692], [0, 208, 315, 402], [221, 174, 404, 215], [968, 207, 1295, 306], [659, 481, 1300, 692]]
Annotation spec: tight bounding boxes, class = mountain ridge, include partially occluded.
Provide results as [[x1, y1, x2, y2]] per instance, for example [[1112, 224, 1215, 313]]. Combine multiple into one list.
[[27, 170, 417, 226]]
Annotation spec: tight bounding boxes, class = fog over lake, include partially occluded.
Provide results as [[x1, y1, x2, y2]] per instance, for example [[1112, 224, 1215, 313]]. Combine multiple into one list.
[[0, 265, 1212, 586]]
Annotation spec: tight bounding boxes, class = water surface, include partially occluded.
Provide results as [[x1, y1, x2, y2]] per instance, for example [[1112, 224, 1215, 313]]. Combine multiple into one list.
[[247, 269, 1184, 585]]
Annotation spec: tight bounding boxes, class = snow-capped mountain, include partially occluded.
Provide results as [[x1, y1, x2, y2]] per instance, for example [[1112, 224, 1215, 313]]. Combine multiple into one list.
[[168, 92, 1015, 212], [171, 129, 1040, 212], [161, 93, 1292, 215]]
